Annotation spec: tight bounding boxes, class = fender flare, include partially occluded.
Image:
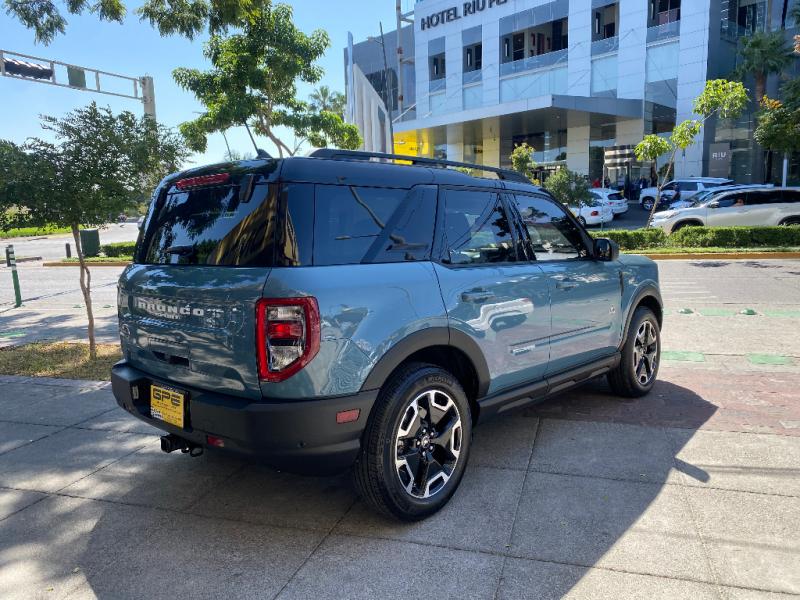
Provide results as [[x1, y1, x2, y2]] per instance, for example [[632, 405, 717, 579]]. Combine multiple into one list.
[[359, 327, 491, 398], [621, 284, 663, 346]]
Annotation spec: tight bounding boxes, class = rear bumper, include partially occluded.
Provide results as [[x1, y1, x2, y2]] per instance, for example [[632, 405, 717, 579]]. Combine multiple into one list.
[[111, 361, 377, 474]]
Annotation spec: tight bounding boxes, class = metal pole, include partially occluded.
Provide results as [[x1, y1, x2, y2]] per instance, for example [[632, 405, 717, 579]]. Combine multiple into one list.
[[782, 153, 789, 187], [6, 245, 22, 307], [396, 0, 404, 115], [378, 22, 395, 150]]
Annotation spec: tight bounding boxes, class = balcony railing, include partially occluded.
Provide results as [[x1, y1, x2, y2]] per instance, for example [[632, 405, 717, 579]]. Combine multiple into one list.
[[591, 36, 619, 55], [462, 69, 482, 85], [647, 20, 680, 43], [499, 48, 568, 77]]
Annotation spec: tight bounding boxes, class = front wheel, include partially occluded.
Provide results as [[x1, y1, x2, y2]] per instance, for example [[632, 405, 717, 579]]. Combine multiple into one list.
[[577, 216, 587, 227], [608, 307, 661, 397], [641, 198, 654, 211], [354, 363, 472, 520]]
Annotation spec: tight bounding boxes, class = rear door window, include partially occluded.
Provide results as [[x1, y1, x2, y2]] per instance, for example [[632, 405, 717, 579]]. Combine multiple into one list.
[[782, 190, 800, 203], [513, 193, 588, 261], [441, 189, 517, 265], [745, 191, 783, 205], [313, 185, 436, 266], [138, 182, 277, 266]]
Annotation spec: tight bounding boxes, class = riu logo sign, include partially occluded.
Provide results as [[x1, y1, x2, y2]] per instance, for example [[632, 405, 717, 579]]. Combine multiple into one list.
[[420, 0, 508, 31]]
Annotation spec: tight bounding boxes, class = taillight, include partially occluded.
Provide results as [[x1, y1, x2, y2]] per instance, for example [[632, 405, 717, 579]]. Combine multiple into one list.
[[591, 210, 600, 216], [256, 297, 320, 382]]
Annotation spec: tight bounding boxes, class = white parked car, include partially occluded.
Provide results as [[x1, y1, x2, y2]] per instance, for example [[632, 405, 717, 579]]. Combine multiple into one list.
[[668, 184, 773, 210], [590, 188, 629, 215], [640, 178, 734, 212], [651, 187, 800, 234], [568, 201, 613, 226]]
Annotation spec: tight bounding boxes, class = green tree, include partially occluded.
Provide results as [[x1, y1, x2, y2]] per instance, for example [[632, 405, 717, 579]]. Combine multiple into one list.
[[543, 168, 592, 209], [309, 86, 346, 119], [509, 143, 538, 182], [0, 103, 188, 358], [635, 79, 748, 227], [754, 96, 800, 166], [4, 0, 262, 44], [174, 2, 361, 157], [735, 31, 795, 104]]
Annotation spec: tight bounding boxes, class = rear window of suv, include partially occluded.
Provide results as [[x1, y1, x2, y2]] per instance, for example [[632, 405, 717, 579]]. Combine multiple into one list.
[[137, 181, 277, 267]]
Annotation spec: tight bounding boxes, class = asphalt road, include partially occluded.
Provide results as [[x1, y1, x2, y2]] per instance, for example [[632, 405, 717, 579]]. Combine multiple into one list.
[[1, 223, 139, 262]]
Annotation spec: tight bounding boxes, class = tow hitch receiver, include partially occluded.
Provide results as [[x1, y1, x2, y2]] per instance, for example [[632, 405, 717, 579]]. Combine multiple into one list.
[[160, 434, 203, 457]]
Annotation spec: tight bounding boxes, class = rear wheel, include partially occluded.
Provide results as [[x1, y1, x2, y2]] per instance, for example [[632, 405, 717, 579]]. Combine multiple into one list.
[[354, 362, 472, 521], [779, 217, 800, 226], [608, 307, 660, 398], [577, 216, 587, 227], [642, 197, 654, 211]]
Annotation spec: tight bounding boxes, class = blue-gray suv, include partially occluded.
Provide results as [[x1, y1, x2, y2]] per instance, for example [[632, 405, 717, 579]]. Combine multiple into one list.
[[112, 150, 663, 520]]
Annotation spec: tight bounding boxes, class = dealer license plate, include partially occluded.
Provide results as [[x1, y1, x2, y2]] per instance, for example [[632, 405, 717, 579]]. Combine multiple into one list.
[[150, 384, 185, 428]]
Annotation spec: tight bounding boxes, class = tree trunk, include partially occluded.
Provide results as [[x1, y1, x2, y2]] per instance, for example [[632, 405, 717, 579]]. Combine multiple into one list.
[[754, 73, 766, 106], [71, 225, 96, 360]]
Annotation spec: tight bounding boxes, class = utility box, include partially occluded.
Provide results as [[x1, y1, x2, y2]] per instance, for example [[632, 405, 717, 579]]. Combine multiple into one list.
[[80, 229, 101, 257]]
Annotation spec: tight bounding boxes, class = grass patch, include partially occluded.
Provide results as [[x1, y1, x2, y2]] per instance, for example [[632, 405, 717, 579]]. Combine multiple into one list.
[[0, 342, 121, 381], [0, 225, 72, 239], [624, 246, 800, 255]]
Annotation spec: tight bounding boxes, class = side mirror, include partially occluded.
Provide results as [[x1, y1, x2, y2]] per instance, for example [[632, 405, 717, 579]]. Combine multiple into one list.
[[594, 238, 619, 262], [708, 201, 720, 209]]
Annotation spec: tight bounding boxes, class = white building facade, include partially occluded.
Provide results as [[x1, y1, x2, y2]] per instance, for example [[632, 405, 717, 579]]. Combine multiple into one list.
[[348, 0, 797, 184]]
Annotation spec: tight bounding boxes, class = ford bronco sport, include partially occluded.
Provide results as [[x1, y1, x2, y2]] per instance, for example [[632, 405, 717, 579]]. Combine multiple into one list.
[[113, 150, 662, 520]]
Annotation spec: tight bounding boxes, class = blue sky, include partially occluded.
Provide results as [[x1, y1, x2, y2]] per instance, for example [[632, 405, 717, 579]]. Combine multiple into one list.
[[2, 1, 412, 165]]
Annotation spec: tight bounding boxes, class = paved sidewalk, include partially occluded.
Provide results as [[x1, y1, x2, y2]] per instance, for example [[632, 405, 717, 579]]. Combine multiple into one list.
[[1, 368, 798, 600]]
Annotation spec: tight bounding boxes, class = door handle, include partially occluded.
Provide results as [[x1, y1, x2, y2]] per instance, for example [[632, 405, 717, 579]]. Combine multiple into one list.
[[555, 277, 578, 290], [461, 289, 495, 303]]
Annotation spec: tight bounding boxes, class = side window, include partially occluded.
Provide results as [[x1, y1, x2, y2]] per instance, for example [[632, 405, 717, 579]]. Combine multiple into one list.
[[678, 182, 699, 192], [782, 190, 800, 203], [744, 192, 780, 206], [442, 189, 516, 265], [514, 194, 588, 261], [313, 185, 435, 266], [715, 195, 740, 208]]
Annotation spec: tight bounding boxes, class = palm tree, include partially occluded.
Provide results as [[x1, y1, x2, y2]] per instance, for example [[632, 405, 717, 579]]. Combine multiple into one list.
[[309, 85, 346, 118], [735, 31, 795, 104]]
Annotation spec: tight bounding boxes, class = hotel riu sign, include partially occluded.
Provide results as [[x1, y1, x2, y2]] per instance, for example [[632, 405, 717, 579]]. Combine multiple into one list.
[[419, 0, 509, 30]]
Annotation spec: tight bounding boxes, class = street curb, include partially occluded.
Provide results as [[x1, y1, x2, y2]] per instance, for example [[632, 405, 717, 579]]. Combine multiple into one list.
[[0, 374, 109, 389], [640, 252, 800, 260], [43, 261, 132, 267], [0, 256, 43, 265]]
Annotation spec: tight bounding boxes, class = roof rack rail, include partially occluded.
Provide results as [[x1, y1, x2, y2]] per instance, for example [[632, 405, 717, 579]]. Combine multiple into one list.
[[308, 149, 530, 183]]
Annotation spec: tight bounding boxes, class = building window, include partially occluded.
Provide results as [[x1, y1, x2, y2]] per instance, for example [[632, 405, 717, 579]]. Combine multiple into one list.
[[593, 3, 618, 41], [649, 0, 681, 26], [501, 18, 569, 64], [365, 69, 399, 111], [464, 43, 483, 72], [430, 53, 446, 80]]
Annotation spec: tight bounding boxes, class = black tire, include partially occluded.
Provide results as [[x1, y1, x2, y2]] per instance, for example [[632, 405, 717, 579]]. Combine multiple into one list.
[[577, 216, 587, 227], [671, 221, 701, 232], [608, 307, 661, 398], [353, 362, 472, 521], [642, 198, 654, 211], [779, 217, 800, 226]]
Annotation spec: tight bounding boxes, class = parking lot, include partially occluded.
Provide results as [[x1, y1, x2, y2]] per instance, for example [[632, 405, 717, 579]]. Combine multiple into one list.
[[0, 257, 799, 599]]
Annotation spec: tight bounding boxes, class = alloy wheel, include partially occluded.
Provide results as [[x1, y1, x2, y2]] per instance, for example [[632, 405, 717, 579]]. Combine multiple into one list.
[[394, 389, 463, 499], [632, 320, 658, 386]]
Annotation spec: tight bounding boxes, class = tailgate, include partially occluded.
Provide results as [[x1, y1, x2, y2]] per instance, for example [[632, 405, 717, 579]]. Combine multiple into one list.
[[118, 265, 269, 399]]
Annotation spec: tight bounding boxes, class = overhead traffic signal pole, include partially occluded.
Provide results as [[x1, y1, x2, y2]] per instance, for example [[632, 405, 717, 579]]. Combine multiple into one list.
[[0, 49, 156, 119]]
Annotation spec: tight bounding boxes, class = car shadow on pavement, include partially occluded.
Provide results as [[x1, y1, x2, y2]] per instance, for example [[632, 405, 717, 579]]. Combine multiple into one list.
[[0, 376, 722, 599]]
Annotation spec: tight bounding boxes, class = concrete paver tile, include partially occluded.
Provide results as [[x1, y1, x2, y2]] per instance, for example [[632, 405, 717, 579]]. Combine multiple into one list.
[[0, 488, 47, 521], [61, 437, 243, 510], [276, 534, 503, 600], [77, 407, 159, 435], [0, 428, 149, 493], [336, 466, 524, 553], [497, 557, 720, 600], [470, 415, 539, 470], [510, 472, 713, 582], [0, 421, 62, 455], [0, 384, 115, 427], [530, 420, 679, 483], [686, 487, 800, 594], [188, 463, 355, 532], [668, 429, 800, 496]]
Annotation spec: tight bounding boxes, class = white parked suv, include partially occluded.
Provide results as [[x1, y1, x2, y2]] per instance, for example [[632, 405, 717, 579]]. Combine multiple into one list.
[[640, 178, 733, 212], [651, 187, 800, 234], [591, 188, 629, 215]]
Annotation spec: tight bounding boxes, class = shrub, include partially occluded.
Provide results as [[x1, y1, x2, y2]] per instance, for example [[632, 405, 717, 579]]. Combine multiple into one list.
[[588, 228, 668, 250], [101, 241, 137, 257], [668, 226, 800, 248]]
